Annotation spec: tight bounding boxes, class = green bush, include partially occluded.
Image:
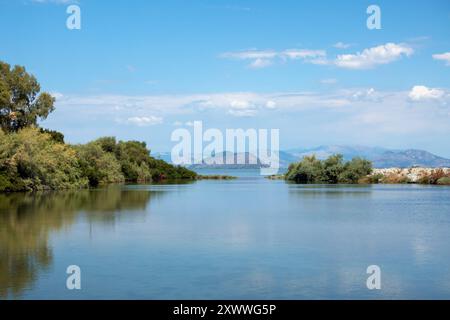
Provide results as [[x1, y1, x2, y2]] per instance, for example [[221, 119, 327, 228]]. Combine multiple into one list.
[[75, 142, 125, 186], [147, 158, 198, 180], [74, 136, 197, 186], [437, 177, 450, 185], [285, 154, 373, 184], [323, 154, 345, 183], [285, 155, 324, 183], [39, 128, 64, 144], [0, 127, 88, 192], [115, 140, 153, 182], [361, 173, 384, 184], [339, 157, 373, 183]]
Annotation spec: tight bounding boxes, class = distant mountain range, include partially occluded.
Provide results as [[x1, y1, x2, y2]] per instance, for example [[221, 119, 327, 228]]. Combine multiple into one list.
[[154, 146, 450, 169], [286, 146, 450, 168]]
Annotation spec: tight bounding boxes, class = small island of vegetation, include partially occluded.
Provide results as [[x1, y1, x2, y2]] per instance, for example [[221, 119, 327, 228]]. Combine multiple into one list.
[[284, 154, 372, 184], [272, 154, 450, 185]]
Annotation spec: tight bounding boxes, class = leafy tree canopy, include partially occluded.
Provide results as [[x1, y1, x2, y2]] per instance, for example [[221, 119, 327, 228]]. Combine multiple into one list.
[[0, 61, 55, 133]]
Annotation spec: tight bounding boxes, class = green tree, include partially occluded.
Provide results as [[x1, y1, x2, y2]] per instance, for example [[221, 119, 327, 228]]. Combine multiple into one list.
[[115, 140, 153, 182], [0, 62, 55, 133], [323, 154, 345, 183], [339, 157, 373, 183], [285, 155, 324, 183]]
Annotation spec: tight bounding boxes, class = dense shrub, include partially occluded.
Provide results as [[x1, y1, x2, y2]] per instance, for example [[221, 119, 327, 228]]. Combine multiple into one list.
[[74, 137, 198, 186], [417, 169, 450, 185], [323, 154, 345, 183], [285, 155, 324, 183], [381, 173, 411, 184], [115, 140, 153, 182], [417, 169, 447, 185], [285, 154, 373, 184], [437, 177, 450, 185], [147, 158, 198, 180], [75, 142, 124, 187], [0, 128, 88, 192], [339, 157, 373, 183], [359, 173, 384, 184], [0, 128, 197, 192], [39, 128, 64, 144]]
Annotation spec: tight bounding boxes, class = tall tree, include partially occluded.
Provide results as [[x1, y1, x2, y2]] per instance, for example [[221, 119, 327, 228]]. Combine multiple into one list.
[[0, 61, 55, 133]]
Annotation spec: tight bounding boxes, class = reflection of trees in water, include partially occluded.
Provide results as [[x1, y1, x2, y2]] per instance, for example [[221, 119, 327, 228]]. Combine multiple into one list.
[[287, 184, 372, 198], [0, 186, 155, 299]]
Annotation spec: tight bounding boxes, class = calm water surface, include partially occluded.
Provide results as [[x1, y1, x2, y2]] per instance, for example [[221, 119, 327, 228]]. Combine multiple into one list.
[[1, 169, 450, 299]]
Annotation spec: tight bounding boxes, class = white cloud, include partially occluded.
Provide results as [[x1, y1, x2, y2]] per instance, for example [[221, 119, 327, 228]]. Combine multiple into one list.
[[333, 42, 352, 49], [249, 58, 272, 69], [173, 120, 205, 127], [51, 86, 450, 133], [350, 88, 381, 102], [330, 89, 450, 135], [125, 116, 163, 127], [408, 85, 445, 101], [222, 43, 413, 70], [43, 89, 450, 152], [230, 100, 251, 109], [265, 100, 277, 109], [221, 50, 277, 60], [228, 99, 257, 116], [281, 49, 326, 60], [335, 43, 413, 69], [221, 48, 327, 69], [308, 58, 330, 65], [432, 52, 450, 66], [50, 92, 64, 99], [228, 109, 257, 117], [52, 91, 349, 118], [320, 78, 337, 85]]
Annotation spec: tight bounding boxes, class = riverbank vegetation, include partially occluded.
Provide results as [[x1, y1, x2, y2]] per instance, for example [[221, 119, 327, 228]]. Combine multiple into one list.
[[0, 127, 198, 192], [0, 61, 197, 192]]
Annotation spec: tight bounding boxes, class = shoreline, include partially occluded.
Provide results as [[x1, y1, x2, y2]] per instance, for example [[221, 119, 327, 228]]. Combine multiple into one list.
[[268, 166, 450, 185], [368, 167, 450, 185]]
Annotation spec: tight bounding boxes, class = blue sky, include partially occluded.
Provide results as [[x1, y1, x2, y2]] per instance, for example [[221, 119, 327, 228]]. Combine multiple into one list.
[[1, 0, 450, 156]]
